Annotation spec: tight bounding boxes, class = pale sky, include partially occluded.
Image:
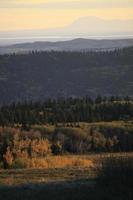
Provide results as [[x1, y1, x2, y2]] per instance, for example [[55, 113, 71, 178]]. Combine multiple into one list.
[[0, 0, 133, 31]]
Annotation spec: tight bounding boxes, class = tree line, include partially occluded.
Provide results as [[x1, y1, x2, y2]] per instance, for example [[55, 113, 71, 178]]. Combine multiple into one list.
[[0, 96, 132, 127]]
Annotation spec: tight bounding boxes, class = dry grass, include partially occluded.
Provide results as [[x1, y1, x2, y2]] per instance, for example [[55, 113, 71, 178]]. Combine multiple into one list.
[[0, 167, 94, 186], [32, 121, 133, 135], [11, 153, 133, 169], [19, 155, 93, 169], [0, 153, 133, 186]]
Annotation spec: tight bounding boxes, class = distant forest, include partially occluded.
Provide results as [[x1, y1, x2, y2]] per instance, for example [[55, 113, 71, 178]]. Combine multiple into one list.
[[0, 96, 132, 127], [0, 47, 133, 103]]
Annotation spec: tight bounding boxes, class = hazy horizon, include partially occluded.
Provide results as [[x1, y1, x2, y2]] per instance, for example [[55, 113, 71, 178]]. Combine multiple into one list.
[[0, 15, 133, 46], [0, 0, 133, 31], [0, 0, 133, 45], [1, 36, 133, 46]]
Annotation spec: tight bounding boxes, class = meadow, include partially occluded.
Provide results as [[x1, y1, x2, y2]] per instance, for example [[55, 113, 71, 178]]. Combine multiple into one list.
[[0, 153, 133, 200]]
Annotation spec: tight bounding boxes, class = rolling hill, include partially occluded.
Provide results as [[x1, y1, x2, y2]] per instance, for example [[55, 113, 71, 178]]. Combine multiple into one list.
[[0, 38, 133, 54]]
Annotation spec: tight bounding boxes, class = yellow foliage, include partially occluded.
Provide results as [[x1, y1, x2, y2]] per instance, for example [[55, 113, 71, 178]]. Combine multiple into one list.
[[3, 147, 14, 167], [13, 138, 51, 159], [31, 139, 51, 157], [26, 156, 93, 169]]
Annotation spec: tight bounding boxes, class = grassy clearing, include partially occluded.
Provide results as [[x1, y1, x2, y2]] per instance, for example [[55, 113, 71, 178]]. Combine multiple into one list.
[[9, 155, 93, 169], [33, 120, 133, 131], [27, 155, 93, 169], [0, 155, 95, 186], [0, 153, 133, 186], [0, 154, 133, 200], [0, 168, 95, 186]]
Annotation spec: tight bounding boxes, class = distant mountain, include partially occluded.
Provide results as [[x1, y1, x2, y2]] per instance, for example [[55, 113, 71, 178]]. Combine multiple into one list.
[[0, 47, 133, 104], [0, 16, 133, 45], [0, 38, 133, 54], [67, 17, 133, 35]]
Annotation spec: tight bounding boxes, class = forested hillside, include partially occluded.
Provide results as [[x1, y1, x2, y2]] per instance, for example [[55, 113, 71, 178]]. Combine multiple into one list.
[[0, 47, 133, 103]]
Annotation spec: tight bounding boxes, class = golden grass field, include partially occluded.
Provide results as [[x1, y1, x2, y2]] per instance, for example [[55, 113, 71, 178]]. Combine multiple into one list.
[[0, 153, 133, 186]]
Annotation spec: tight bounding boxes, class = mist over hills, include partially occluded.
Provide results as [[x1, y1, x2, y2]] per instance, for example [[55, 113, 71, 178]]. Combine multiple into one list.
[[0, 16, 133, 45], [0, 38, 133, 54]]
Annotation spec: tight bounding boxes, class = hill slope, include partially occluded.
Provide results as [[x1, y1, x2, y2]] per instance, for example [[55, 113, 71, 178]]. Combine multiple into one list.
[[0, 39, 133, 54], [0, 47, 133, 103]]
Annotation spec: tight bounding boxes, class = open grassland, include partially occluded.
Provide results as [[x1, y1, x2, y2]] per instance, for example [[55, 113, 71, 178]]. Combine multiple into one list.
[[0, 154, 133, 200], [0, 167, 94, 186], [32, 120, 133, 129], [0, 153, 133, 186]]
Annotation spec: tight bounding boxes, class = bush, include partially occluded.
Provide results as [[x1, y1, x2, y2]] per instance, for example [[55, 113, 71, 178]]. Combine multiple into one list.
[[11, 158, 27, 169], [51, 141, 62, 155]]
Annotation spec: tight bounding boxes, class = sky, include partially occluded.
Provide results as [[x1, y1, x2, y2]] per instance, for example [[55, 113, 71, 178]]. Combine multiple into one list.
[[0, 0, 133, 31]]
